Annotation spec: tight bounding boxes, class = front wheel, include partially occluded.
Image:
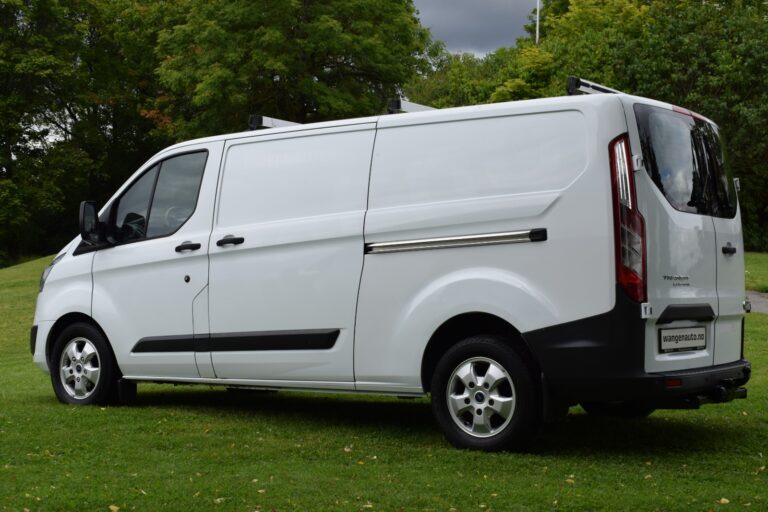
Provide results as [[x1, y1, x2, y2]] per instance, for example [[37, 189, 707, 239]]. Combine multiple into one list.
[[50, 323, 119, 405], [430, 336, 541, 451]]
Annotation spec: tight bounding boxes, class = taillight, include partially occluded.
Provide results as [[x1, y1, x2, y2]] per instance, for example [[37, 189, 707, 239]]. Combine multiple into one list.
[[609, 134, 646, 303]]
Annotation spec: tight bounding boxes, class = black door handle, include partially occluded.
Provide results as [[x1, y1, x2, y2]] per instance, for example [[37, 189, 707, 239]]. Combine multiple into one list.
[[175, 242, 201, 252], [722, 244, 737, 255], [216, 236, 245, 247]]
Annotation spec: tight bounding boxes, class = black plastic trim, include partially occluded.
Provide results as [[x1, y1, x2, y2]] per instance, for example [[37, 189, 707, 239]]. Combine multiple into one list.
[[132, 329, 340, 353], [656, 304, 715, 325], [175, 242, 202, 252], [73, 242, 100, 256], [30, 325, 38, 355], [522, 285, 750, 405], [741, 317, 745, 360], [529, 228, 548, 242], [524, 285, 645, 398], [216, 236, 245, 247]]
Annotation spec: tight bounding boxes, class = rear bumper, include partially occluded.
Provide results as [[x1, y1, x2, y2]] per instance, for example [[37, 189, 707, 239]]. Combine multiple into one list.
[[523, 285, 751, 408], [547, 359, 751, 407]]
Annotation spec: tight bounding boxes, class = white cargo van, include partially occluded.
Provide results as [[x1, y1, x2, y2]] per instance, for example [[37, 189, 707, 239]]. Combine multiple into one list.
[[31, 79, 750, 450]]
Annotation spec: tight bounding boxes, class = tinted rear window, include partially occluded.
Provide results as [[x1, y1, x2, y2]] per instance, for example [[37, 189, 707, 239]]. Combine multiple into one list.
[[634, 104, 736, 218]]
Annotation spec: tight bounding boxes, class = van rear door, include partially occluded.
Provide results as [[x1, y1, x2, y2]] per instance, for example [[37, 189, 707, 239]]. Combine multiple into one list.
[[702, 125, 744, 365], [627, 101, 743, 373]]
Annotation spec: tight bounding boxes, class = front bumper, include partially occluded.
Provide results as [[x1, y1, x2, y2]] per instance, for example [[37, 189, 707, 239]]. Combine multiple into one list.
[[30, 325, 38, 355], [31, 320, 54, 373]]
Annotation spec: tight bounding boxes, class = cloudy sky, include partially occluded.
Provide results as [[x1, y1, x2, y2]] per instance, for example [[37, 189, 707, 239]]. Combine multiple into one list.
[[413, 0, 536, 55]]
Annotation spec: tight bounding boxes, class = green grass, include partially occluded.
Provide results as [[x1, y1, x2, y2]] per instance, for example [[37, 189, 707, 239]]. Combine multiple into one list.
[[746, 252, 768, 292], [1, 257, 767, 511]]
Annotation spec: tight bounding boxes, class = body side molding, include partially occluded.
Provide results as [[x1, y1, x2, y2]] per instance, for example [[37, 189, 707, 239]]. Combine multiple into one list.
[[365, 228, 547, 255], [132, 329, 340, 353]]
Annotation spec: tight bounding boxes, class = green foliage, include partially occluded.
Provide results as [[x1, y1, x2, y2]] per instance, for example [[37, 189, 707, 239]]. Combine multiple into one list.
[[0, 0, 429, 263], [405, 52, 498, 108], [745, 252, 768, 293], [489, 46, 555, 102], [0, 0, 175, 261], [618, 0, 768, 251], [1, 0, 766, 256], [155, 0, 430, 139]]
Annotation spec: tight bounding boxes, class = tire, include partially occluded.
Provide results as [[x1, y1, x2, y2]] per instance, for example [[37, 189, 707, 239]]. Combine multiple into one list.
[[430, 336, 541, 451], [580, 401, 656, 418], [50, 323, 119, 405]]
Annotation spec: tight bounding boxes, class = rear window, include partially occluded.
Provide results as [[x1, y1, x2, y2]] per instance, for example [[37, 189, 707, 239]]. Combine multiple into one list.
[[634, 104, 736, 218]]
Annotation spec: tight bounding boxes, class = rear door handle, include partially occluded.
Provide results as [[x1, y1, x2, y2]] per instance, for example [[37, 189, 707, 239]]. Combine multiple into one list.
[[722, 243, 737, 255], [216, 235, 245, 247], [175, 242, 201, 253]]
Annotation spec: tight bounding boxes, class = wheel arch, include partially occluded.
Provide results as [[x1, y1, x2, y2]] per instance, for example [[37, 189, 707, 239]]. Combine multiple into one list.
[[420, 312, 542, 393], [46, 313, 113, 368]]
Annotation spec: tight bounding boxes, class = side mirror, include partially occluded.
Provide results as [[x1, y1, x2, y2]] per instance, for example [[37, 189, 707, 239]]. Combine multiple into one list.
[[79, 200, 101, 243]]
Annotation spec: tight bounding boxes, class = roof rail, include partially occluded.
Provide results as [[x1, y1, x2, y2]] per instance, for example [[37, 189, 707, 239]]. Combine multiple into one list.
[[248, 114, 301, 130], [387, 98, 436, 114], [566, 76, 623, 96]]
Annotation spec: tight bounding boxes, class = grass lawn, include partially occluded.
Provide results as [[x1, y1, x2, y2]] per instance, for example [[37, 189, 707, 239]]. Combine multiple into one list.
[[746, 252, 768, 292], [1, 256, 766, 511]]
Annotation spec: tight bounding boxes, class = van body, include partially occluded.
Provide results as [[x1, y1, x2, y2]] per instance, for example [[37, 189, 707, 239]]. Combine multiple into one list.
[[32, 91, 750, 450]]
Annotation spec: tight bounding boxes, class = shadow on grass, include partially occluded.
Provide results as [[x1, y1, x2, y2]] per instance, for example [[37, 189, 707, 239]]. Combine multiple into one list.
[[124, 386, 751, 455], [135, 386, 437, 435], [535, 413, 750, 456]]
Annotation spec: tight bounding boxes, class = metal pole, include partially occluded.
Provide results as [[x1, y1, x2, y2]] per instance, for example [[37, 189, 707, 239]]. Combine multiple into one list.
[[536, 0, 540, 45]]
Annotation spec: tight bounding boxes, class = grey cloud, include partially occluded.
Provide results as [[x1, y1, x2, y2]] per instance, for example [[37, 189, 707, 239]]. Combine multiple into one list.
[[413, 0, 536, 54]]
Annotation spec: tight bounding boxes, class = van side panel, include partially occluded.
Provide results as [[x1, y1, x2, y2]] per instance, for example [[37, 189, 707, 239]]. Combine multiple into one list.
[[355, 97, 627, 390]]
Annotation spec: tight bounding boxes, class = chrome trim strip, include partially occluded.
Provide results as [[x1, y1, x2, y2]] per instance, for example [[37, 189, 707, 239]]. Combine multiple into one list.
[[365, 229, 546, 254]]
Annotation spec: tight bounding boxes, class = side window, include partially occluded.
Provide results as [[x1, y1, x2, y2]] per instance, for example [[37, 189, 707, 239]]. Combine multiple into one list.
[[112, 151, 207, 243], [114, 165, 158, 242], [147, 152, 207, 238]]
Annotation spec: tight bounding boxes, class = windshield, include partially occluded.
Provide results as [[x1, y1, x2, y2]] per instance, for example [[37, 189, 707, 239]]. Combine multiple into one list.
[[634, 104, 736, 219]]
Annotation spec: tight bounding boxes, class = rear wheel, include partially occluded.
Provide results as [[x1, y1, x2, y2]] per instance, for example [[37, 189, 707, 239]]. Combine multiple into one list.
[[50, 323, 119, 405], [580, 401, 656, 418], [431, 336, 540, 451]]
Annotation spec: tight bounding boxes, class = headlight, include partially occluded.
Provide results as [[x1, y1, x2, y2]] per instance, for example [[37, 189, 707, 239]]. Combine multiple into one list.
[[39, 253, 66, 292]]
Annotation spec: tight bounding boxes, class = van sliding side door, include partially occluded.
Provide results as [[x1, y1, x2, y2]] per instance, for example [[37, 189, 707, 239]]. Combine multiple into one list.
[[206, 124, 376, 385]]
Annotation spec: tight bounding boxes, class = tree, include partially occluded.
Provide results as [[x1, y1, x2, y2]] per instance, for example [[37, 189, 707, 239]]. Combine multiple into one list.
[[405, 50, 500, 108], [0, 0, 174, 262], [410, 0, 768, 250], [154, 0, 431, 140], [0, 0, 86, 262], [618, 1, 768, 250]]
